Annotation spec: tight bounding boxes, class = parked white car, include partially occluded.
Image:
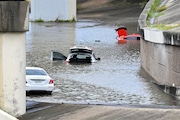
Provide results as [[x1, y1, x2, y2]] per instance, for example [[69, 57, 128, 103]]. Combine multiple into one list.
[[26, 67, 54, 95]]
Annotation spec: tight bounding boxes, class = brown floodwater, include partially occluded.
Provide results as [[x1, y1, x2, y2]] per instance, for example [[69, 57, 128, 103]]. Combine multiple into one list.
[[26, 21, 180, 106]]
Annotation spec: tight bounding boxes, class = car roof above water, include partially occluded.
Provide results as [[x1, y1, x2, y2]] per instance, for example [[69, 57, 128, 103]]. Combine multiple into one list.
[[26, 67, 44, 70]]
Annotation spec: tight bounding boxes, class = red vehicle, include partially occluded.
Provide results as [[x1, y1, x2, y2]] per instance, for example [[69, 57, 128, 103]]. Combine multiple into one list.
[[115, 26, 140, 44]]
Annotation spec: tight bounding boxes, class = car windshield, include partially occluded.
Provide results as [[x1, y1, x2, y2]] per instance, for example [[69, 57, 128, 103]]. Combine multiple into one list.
[[68, 53, 92, 63], [26, 69, 47, 76], [70, 54, 91, 59]]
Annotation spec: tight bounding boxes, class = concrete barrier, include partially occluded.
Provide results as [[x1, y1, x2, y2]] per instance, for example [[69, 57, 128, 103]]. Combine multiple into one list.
[[0, 1, 29, 119], [0, 109, 18, 120]]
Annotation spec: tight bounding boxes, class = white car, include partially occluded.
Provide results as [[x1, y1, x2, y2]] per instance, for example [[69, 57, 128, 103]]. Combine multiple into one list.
[[26, 67, 54, 95]]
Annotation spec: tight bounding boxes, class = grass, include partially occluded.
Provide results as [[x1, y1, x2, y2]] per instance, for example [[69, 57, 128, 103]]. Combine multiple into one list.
[[55, 17, 76, 22], [33, 17, 76, 23], [146, 20, 180, 30], [148, 0, 161, 18], [156, 5, 167, 12], [149, 24, 180, 30], [146, 0, 177, 30], [34, 18, 44, 22], [148, 0, 167, 17]]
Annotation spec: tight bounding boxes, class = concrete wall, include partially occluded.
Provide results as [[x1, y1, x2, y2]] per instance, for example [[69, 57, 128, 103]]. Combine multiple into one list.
[[0, 33, 26, 116], [30, 0, 76, 21], [140, 37, 180, 85], [138, 0, 180, 96]]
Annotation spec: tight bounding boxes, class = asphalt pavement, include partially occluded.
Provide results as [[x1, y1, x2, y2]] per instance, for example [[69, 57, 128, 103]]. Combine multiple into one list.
[[17, 101, 180, 120]]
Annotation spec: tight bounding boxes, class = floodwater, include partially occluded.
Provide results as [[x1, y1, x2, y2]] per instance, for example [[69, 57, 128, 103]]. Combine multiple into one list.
[[26, 21, 180, 106]]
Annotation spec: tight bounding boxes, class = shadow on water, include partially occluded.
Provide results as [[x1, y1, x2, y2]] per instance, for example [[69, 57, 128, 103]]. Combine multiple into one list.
[[26, 22, 180, 106]]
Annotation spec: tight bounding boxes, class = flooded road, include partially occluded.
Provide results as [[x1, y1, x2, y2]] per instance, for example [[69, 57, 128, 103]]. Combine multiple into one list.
[[26, 21, 180, 106]]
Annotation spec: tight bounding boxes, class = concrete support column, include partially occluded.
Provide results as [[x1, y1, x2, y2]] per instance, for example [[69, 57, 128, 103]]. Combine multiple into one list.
[[30, 0, 76, 21], [0, 1, 29, 117]]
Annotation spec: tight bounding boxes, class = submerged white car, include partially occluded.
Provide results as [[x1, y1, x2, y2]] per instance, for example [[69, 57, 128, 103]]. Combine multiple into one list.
[[26, 67, 54, 95], [51, 45, 100, 64]]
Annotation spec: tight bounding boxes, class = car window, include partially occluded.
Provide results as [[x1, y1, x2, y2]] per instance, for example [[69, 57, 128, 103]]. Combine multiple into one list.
[[76, 54, 91, 59], [70, 49, 92, 54], [26, 69, 47, 76]]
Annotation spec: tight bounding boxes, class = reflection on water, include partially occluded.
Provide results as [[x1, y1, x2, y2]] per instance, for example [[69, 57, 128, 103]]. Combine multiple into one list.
[[26, 22, 179, 106]]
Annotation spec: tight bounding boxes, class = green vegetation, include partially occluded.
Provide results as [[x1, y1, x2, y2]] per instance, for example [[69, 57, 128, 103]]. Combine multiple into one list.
[[34, 18, 44, 22], [146, 21, 180, 30], [151, 24, 180, 30], [146, 0, 174, 30], [156, 5, 167, 12], [155, 12, 164, 17], [147, 0, 167, 18], [148, 0, 161, 18], [55, 17, 76, 22], [33, 17, 76, 23]]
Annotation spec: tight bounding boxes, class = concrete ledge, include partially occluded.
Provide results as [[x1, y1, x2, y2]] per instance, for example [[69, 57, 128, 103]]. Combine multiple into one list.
[[0, 109, 18, 120], [142, 28, 180, 45], [144, 28, 164, 44]]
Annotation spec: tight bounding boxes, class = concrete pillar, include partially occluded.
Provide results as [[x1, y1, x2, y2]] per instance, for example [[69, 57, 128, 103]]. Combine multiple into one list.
[[30, 0, 76, 21], [0, 1, 29, 117]]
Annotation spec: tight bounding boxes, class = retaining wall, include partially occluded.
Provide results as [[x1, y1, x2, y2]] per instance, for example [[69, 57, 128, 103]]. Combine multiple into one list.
[[138, 0, 180, 96]]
